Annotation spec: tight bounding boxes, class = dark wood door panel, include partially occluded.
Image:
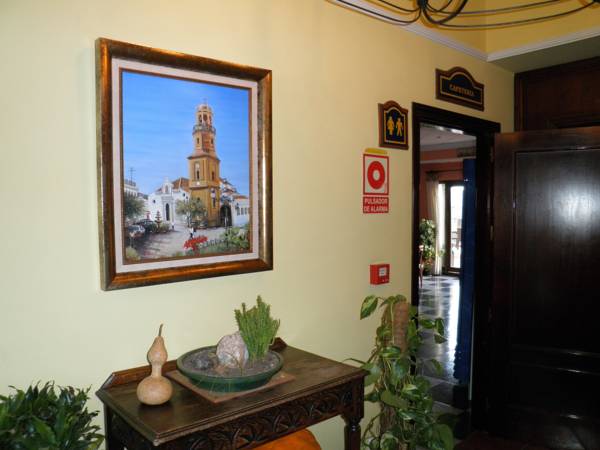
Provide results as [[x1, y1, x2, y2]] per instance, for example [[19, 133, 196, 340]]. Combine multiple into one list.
[[492, 126, 600, 446], [508, 362, 600, 418], [513, 149, 600, 352], [512, 345, 600, 375], [515, 57, 600, 131]]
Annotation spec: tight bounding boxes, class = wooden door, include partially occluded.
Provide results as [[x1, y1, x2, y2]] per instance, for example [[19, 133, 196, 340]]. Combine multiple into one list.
[[491, 126, 600, 449]]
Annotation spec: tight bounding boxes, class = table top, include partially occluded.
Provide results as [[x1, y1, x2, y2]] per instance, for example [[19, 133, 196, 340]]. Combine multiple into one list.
[[96, 340, 365, 446]]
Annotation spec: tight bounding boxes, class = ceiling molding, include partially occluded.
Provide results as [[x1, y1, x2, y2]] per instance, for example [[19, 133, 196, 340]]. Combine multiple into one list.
[[328, 0, 487, 61], [329, 0, 600, 69], [487, 25, 600, 62], [404, 23, 487, 61]]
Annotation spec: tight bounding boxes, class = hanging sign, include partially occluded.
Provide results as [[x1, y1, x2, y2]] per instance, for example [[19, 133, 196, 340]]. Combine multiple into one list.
[[378, 101, 408, 150], [436, 67, 484, 111], [363, 149, 389, 214]]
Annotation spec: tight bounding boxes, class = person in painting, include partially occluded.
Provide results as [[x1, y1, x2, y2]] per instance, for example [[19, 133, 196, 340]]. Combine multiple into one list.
[[188, 225, 194, 239]]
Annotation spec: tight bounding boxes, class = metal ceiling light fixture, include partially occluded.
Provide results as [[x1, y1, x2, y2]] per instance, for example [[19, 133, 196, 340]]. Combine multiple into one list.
[[336, 0, 599, 28]]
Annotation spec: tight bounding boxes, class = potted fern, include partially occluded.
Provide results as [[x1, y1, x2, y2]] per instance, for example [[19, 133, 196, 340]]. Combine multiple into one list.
[[0, 382, 103, 450], [177, 296, 282, 392], [352, 294, 454, 450]]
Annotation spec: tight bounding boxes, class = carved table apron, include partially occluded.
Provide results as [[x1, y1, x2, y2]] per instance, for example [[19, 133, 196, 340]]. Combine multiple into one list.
[[97, 343, 366, 450]]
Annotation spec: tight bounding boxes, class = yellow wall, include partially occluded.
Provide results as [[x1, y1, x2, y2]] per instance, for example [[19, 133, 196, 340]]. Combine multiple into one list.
[[0, 1, 513, 448]]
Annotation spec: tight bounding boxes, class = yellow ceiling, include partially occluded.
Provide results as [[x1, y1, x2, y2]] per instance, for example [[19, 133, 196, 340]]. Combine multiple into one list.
[[336, 0, 600, 71], [434, 0, 600, 54], [357, 0, 600, 52]]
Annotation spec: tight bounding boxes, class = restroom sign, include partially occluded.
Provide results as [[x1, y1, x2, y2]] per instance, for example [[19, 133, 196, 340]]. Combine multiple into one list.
[[363, 152, 389, 213]]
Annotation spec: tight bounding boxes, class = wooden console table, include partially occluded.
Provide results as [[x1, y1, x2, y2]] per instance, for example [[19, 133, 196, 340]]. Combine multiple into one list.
[[97, 341, 366, 449]]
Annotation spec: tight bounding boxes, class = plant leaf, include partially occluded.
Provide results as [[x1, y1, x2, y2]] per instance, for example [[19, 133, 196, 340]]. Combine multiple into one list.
[[434, 333, 447, 344], [398, 410, 418, 421], [367, 437, 380, 450], [435, 423, 454, 450], [435, 318, 445, 336], [420, 318, 435, 329], [86, 436, 105, 450], [402, 383, 418, 393], [381, 390, 406, 408], [380, 346, 402, 359], [361, 295, 378, 319], [32, 417, 56, 446], [376, 325, 392, 340], [380, 432, 398, 450], [381, 295, 404, 308], [429, 358, 443, 375], [389, 359, 409, 386], [364, 364, 381, 387], [364, 373, 378, 387]]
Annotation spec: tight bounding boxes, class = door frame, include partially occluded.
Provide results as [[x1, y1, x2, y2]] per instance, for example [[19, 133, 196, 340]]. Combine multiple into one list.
[[411, 103, 500, 429]]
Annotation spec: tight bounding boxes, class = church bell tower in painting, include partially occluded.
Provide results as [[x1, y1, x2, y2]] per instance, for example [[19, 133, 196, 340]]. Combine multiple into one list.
[[188, 103, 221, 227]]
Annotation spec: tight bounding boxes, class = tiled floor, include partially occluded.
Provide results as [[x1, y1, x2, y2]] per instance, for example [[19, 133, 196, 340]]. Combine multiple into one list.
[[418, 275, 460, 384], [417, 275, 469, 438]]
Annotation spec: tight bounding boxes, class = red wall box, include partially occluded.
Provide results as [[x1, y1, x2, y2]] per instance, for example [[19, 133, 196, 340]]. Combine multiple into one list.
[[370, 264, 390, 284]]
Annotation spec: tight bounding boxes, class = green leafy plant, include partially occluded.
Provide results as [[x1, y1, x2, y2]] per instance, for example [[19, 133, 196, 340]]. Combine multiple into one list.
[[419, 219, 436, 272], [235, 296, 280, 360], [0, 382, 103, 450], [354, 294, 453, 450], [221, 225, 250, 250]]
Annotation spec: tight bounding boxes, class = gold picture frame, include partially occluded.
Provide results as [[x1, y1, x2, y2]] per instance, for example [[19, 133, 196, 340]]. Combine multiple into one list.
[[96, 38, 272, 290]]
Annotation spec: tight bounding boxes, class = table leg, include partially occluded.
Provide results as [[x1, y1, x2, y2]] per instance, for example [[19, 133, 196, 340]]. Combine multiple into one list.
[[104, 408, 125, 450], [343, 416, 361, 450]]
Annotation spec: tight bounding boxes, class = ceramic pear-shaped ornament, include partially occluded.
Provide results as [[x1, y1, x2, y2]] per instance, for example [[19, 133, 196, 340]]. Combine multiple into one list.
[[137, 324, 173, 405]]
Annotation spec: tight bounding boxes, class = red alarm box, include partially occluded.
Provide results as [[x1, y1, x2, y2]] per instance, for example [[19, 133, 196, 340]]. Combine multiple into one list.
[[370, 264, 390, 285]]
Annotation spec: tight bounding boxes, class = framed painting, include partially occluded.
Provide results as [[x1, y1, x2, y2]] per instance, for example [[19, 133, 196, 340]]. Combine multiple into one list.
[[96, 38, 272, 290]]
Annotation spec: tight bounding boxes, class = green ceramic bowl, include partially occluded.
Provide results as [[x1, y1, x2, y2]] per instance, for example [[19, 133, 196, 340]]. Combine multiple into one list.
[[177, 346, 283, 393]]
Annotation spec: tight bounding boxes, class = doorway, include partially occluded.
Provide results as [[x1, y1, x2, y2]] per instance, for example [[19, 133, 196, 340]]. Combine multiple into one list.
[[220, 205, 232, 227], [443, 181, 465, 275], [412, 103, 500, 434]]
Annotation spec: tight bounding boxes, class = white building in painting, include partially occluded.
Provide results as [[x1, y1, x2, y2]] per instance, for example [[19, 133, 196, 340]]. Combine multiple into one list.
[[144, 176, 249, 228], [231, 194, 250, 227], [146, 177, 190, 226], [124, 178, 140, 197], [219, 178, 250, 227]]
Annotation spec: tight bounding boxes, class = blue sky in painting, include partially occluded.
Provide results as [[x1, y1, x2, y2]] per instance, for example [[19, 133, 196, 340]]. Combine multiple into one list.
[[122, 71, 250, 196]]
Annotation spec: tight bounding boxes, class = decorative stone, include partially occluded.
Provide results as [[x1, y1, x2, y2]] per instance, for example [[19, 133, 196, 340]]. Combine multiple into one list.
[[193, 353, 217, 371], [216, 331, 249, 369]]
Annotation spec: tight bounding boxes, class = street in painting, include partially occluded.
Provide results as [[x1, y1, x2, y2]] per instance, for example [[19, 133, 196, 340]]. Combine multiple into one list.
[[121, 71, 252, 263]]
